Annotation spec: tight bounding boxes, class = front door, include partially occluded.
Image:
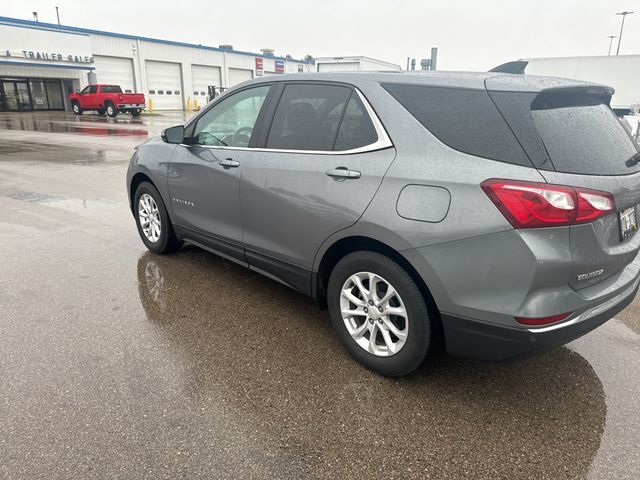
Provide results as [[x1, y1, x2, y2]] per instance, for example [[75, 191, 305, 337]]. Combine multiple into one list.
[[168, 84, 272, 261]]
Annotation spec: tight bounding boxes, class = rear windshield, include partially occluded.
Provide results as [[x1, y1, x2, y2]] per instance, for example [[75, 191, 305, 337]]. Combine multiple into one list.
[[490, 91, 640, 176], [382, 83, 532, 167]]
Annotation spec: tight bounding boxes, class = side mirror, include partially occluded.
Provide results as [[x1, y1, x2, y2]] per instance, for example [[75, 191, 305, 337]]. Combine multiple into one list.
[[76, 89, 80, 94], [161, 125, 185, 144]]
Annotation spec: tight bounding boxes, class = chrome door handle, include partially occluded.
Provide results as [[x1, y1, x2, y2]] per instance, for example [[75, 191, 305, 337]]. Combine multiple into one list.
[[325, 167, 361, 179], [219, 158, 240, 168]]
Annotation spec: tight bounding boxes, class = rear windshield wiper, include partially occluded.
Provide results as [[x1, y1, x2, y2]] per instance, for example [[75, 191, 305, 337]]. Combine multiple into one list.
[[625, 151, 640, 167]]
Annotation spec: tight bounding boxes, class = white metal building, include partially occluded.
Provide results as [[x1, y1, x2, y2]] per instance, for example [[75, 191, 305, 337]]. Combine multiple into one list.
[[525, 55, 640, 113], [0, 16, 312, 112], [315, 56, 401, 72]]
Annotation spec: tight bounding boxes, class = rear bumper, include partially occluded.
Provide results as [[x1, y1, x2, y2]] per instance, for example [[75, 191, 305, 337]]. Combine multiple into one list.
[[118, 104, 145, 110], [441, 277, 639, 361]]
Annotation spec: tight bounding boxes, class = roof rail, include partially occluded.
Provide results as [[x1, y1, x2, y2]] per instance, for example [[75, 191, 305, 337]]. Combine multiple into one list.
[[489, 60, 529, 74]]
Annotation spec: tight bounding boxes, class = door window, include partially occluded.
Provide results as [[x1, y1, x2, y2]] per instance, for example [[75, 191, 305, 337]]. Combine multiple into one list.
[[29, 80, 48, 110], [192, 85, 271, 147], [266, 84, 352, 151], [16, 82, 31, 110], [45, 81, 64, 110], [2, 82, 18, 110], [334, 94, 378, 151]]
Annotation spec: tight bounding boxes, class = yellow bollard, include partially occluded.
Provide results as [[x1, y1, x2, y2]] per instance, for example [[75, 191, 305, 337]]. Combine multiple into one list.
[[194, 98, 199, 111], [186, 97, 192, 112], [148, 98, 154, 112]]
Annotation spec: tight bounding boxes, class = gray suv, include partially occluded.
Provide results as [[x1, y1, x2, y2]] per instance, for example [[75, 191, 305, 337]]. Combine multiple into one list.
[[127, 72, 640, 376]]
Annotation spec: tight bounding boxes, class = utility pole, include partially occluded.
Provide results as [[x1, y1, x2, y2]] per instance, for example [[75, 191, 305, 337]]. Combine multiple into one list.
[[616, 11, 634, 55], [55, 6, 61, 25], [607, 35, 618, 55]]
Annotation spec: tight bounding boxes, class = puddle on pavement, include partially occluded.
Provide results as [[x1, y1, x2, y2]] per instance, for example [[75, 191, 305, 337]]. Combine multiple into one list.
[[0, 117, 148, 137], [133, 248, 611, 479], [0, 141, 118, 165]]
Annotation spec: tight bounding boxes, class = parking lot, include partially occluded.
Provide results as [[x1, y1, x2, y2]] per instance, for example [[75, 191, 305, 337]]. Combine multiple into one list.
[[1, 111, 639, 479]]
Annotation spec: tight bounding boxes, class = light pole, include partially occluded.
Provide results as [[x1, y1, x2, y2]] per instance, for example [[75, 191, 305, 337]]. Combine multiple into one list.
[[607, 35, 618, 55], [616, 11, 634, 55]]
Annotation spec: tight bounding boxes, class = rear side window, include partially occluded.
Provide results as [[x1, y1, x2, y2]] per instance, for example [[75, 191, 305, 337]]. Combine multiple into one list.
[[266, 84, 351, 151], [100, 85, 122, 93], [382, 83, 531, 167], [334, 94, 378, 151]]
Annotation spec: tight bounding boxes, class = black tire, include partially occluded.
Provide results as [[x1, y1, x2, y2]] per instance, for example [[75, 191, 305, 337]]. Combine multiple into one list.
[[97, 109, 106, 116], [105, 102, 118, 117], [133, 182, 181, 254], [327, 251, 431, 377], [131, 109, 141, 117], [71, 102, 83, 115]]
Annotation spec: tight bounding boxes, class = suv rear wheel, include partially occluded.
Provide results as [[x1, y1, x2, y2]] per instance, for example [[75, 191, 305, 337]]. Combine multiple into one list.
[[327, 251, 431, 376], [105, 102, 118, 118]]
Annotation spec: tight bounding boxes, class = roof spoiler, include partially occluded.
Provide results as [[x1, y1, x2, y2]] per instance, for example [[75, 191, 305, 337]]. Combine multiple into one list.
[[489, 60, 529, 74]]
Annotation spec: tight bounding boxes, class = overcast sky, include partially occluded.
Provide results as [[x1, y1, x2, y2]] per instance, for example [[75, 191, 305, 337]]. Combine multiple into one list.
[[4, 0, 639, 70]]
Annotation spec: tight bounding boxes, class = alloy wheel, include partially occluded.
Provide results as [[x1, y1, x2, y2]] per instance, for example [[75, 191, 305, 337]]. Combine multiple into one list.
[[138, 193, 162, 243], [340, 271, 409, 357]]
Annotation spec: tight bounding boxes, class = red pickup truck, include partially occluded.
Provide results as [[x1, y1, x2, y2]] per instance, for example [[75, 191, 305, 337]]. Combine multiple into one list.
[[69, 84, 145, 118]]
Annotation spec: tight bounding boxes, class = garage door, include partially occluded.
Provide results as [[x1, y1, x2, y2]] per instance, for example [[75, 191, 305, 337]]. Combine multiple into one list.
[[146, 60, 183, 110], [191, 65, 222, 104], [228, 68, 253, 87], [93, 55, 135, 92]]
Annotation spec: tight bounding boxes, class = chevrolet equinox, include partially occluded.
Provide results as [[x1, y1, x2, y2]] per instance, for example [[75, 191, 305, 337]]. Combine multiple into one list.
[[127, 72, 640, 376]]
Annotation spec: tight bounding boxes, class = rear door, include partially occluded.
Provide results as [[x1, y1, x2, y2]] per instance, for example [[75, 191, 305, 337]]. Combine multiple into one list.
[[239, 82, 395, 293], [489, 86, 640, 291]]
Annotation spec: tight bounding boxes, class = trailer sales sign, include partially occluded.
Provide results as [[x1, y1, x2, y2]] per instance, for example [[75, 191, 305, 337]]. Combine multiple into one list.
[[0, 23, 94, 67]]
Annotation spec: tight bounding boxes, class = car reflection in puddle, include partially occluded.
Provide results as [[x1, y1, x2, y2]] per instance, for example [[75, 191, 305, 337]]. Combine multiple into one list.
[[136, 248, 606, 479]]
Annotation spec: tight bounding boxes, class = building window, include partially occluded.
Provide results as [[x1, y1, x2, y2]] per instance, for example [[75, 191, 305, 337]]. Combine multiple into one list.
[[158, 90, 164, 95], [193, 91, 199, 96], [149, 90, 156, 94], [166, 91, 172, 95], [174, 90, 180, 95]]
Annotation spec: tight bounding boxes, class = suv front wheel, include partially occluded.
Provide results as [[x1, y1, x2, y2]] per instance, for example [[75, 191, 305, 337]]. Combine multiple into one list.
[[134, 182, 181, 254], [327, 251, 432, 376]]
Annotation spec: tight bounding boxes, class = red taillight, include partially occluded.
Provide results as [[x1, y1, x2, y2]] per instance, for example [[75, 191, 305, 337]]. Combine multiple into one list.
[[515, 312, 573, 326], [481, 179, 615, 228]]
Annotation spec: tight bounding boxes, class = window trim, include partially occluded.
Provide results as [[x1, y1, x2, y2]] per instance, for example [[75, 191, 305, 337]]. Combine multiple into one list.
[[182, 84, 393, 155], [189, 83, 274, 148]]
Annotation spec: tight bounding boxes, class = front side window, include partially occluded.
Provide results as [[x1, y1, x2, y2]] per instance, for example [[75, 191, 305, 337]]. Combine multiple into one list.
[[81, 85, 97, 94], [192, 85, 271, 147], [266, 84, 351, 151]]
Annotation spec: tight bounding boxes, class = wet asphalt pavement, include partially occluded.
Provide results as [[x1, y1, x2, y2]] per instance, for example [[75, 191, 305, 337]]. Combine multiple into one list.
[[1, 111, 639, 480]]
